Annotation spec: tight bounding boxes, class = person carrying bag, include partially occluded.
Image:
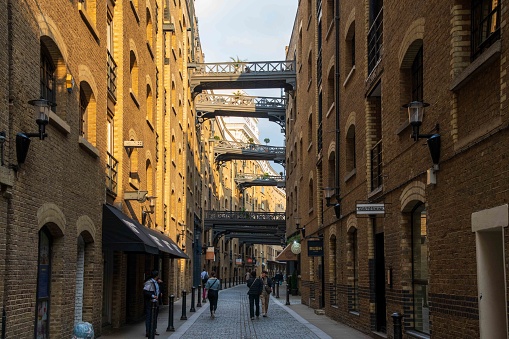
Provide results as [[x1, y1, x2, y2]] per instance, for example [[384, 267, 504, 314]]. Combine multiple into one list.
[[204, 271, 220, 318]]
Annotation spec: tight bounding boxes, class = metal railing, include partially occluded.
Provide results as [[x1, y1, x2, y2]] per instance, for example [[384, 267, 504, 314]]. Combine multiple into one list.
[[367, 7, 383, 75], [205, 210, 286, 221], [235, 173, 285, 181], [215, 140, 286, 157], [370, 140, 383, 191], [195, 93, 286, 108], [106, 151, 118, 194], [107, 51, 117, 100], [192, 60, 295, 75]]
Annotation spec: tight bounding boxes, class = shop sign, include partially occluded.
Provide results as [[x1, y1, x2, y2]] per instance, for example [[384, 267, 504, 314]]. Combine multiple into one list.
[[356, 203, 385, 216], [235, 258, 243, 265], [307, 239, 324, 257]]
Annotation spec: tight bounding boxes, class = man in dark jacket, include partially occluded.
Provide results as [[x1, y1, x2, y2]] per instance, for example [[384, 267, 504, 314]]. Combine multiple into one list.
[[247, 270, 263, 320], [143, 270, 160, 337]]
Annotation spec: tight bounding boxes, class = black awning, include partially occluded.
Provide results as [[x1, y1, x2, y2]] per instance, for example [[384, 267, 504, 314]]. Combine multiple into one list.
[[103, 204, 159, 254], [102, 204, 188, 259], [143, 224, 189, 259]]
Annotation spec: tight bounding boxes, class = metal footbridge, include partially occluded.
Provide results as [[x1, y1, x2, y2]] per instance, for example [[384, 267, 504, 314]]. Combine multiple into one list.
[[204, 210, 286, 246], [195, 93, 286, 132], [235, 173, 285, 189], [190, 60, 296, 95], [214, 140, 285, 166]]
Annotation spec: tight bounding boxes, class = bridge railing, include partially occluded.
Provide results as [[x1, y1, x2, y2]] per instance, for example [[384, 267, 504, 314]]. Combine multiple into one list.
[[235, 173, 285, 181], [205, 210, 285, 221], [196, 93, 286, 109], [193, 60, 296, 75], [215, 140, 285, 156]]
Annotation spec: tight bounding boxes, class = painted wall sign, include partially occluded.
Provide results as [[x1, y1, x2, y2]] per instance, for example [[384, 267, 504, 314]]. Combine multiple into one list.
[[356, 203, 385, 215], [307, 239, 324, 257]]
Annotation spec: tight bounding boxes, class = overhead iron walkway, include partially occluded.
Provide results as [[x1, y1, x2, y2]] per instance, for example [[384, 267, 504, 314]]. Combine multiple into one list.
[[235, 173, 285, 189], [204, 210, 286, 246], [195, 93, 286, 132], [190, 60, 296, 96], [214, 140, 285, 166]]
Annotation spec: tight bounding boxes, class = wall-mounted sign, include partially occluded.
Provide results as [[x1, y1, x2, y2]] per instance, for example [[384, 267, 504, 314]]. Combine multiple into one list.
[[291, 242, 301, 254], [356, 203, 385, 216], [235, 258, 243, 265], [205, 247, 215, 260], [307, 239, 324, 257]]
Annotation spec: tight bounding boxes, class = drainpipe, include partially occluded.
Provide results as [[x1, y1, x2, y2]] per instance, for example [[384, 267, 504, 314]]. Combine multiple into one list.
[[334, 1, 340, 201]]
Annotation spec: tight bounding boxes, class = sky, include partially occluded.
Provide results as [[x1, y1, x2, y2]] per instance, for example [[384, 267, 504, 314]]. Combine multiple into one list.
[[194, 0, 298, 172]]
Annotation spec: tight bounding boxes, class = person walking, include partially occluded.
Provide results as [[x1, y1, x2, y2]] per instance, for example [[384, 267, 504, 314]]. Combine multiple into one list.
[[200, 268, 209, 302], [143, 270, 160, 337], [204, 271, 220, 318], [245, 269, 251, 283], [260, 270, 273, 317], [247, 270, 263, 320]]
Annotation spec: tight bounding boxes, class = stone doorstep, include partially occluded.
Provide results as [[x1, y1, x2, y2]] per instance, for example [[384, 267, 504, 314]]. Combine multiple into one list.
[[314, 309, 325, 315]]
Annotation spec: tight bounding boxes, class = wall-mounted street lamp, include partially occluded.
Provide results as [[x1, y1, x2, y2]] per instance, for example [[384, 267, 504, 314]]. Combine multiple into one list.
[[141, 196, 157, 225], [323, 187, 341, 218], [294, 217, 305, 238], [403, 101, 441, 179], [16, 99, 55, 165]]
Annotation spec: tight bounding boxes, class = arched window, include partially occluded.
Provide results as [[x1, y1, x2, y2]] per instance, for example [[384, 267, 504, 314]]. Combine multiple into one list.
[[146, 8, 153, 48], [79, 82, 97, 144], [130, 51, 138, 98], [348, 227, 359, 311], [35, 227, 52, 338], [308, 178, 314, 210], [146, 84, 153, 123], [40, 44, 56, 108], [346, 125, 356, 172], [75, 235, 85, 323]]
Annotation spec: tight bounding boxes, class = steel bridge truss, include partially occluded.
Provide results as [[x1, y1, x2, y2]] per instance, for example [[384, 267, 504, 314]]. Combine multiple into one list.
[[235, 173, 285, 189], [195, 93, 286, 133], [190, 60, 296, 95], [214, 140, 286, 167], [204, 210, 286, 246]]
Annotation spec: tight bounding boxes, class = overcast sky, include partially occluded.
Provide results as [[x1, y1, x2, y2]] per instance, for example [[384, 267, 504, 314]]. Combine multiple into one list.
[[194, 1, 297, 172]]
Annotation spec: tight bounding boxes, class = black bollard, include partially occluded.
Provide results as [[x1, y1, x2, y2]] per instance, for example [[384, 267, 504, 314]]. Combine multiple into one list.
[[180, 290, 188, 320], [148, 300, 157, 339], [166, 295, 175, 332], [190, 286, 196, 312], [285, 282, 290, 305], [224, 278, 227, 289], [229, 277, 231, 288], [197, 285, 202, 307], [392, 312, 403, 339], [276, 281, 280, 298], [273, 282, 276, 296]]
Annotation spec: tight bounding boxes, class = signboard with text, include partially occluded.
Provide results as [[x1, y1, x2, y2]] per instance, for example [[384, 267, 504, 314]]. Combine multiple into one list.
[[356, 203, 385, 216], [307, 239, 324, 257]]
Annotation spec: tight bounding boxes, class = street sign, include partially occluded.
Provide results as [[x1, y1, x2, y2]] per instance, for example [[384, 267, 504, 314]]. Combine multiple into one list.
[[356, 203, 385, 215]]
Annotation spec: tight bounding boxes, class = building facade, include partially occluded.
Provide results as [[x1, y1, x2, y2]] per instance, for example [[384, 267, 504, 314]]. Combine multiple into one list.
[[289, 0, 509, 338]]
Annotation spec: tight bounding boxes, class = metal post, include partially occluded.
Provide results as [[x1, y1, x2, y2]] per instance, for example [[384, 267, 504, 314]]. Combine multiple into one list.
[[148, 301, 157, 339], [224, 277, 227, 289], [190, 286, 196, 312], [180, 290, 188, 320], [166, 295, 175, 332], [285, 282, 290, 305], [229, 277, 231, 288], [392, 312, 403, 339], [196, 285, 202, 307], [276, 281, 280, 298]]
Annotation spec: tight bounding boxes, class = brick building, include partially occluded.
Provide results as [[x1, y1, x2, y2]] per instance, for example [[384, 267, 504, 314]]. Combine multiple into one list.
[[288, 0, 509, 338]]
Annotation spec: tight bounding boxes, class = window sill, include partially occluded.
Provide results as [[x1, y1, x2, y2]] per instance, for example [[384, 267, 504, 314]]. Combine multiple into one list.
[[326, 103, 335, 119], [406, 330, 430, 339], [308, 207, 314, 215], [349, 311, 360, 316], [307, 79, 312, 92], [49, 111, 71, 135], [368, 185, 383, 198], [78, 136, 100, 158], [344, 168, 356, 182], [325, 20, 334, 41], [307, 142, 313, 152], [396, 121, 410, 136], [130, 89, 140, 108], [343, 66, 355, 87], [78, 4, 100, 43], [450, 40, 500, 91]]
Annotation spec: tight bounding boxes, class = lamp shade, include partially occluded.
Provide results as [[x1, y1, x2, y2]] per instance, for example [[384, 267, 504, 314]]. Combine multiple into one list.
[[16, 133, 31, 164], [404, 101, 429, 126], [427, 134, 441, 165]]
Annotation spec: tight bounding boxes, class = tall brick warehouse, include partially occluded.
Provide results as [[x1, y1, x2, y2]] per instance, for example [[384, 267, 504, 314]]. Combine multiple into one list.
[[287, 0, 509, 338]]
